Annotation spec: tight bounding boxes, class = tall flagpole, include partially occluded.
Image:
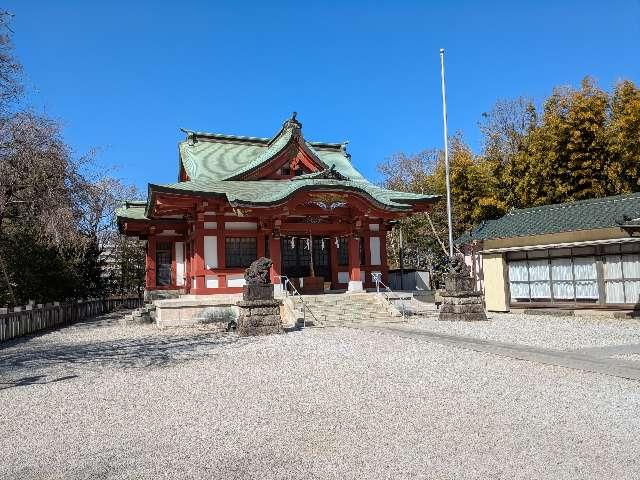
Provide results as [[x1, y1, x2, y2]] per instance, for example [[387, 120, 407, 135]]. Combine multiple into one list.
[[440, 48, 454, 257]]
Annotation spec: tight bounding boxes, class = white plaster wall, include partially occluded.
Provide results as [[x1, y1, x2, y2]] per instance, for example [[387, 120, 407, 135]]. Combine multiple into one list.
[[204, 236, 218, 269], [205, 276, 219, 288], [369, 224, 380, 231], [338, 271, 349, 283], [175, 242, 184, 286], [227, 274, 246, 287], [204, 221, 217, 229], [370, 237, 381, 265]]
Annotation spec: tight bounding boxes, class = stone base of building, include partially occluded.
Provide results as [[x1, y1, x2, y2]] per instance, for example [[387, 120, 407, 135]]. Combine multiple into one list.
[[438, 293, 488, 322], [347, 280, 364, 292], [154, 294, 241, 329], [144, 289, 182, 302], [236, 299, 283, 336]]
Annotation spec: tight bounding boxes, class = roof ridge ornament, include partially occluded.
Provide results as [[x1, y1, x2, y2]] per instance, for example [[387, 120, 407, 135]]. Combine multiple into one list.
[[340, 141, 352, 161], [180, 128, 198, 145], [283, 111, 302, 130], [319, 164, 349, 180]]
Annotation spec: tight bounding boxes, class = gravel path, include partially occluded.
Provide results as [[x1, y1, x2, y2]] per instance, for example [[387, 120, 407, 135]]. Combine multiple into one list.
[[1, 311, 640, 479], [410, 312, 640, 351]]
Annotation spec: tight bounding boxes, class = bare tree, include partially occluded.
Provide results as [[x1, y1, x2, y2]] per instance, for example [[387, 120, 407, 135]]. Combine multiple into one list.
[[0, 10, 22, 111], [0, 111, 84, 302]]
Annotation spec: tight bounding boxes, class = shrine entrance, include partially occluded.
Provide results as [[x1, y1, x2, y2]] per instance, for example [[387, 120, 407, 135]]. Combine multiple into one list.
[[280, 236, 332, 282]]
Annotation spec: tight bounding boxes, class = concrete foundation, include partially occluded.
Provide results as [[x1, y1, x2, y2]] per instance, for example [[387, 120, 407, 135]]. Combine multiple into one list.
[[154, 294, 241, 329]]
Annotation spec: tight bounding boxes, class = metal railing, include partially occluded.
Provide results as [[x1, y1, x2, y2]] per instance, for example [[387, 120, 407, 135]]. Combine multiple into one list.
[[372, 272, 408, 321], [275, 275, 321, 328]]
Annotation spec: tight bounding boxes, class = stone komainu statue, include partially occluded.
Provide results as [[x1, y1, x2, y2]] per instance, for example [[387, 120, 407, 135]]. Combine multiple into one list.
[[244, 257, 273, 285], [448, 254, 471, 276]]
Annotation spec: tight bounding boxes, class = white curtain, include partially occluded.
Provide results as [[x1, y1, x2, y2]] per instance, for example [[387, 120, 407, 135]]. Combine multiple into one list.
[[551, 258, 572, 280], [528, 260, 550, 281], [508, 261, 529, 282], [622, 254, 640, 279], [553, 282, 574, 299], [604, 256, 623, 280], [573, 257, 597, 280], [575, 281, 598, 299], [606, 281, 625, 303], [528, 260, 550, 298], [624, 280, 640, 304], [530, 281, 551, 298], [510, 282, 529, 300]]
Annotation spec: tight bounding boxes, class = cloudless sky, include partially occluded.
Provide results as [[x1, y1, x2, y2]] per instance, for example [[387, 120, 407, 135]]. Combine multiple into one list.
[[5, 0, 640, 193]]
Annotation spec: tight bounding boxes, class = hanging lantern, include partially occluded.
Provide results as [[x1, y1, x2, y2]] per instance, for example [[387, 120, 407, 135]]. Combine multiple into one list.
[[305, 238, 310, 250], [321, 238, 325, 250], [335, 237, 339, 248], [290, 237, 296, 249]]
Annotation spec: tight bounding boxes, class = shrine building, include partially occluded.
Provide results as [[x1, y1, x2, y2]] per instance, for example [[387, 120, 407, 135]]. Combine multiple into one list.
[[117, 114, 438, 297]]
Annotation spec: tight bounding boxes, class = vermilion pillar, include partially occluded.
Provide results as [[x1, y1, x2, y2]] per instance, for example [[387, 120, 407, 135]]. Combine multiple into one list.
[[269, 236, 281, 284], [146, 237, 156, 289], [193, 218, 205, 290], [347, 236, 363, 291]]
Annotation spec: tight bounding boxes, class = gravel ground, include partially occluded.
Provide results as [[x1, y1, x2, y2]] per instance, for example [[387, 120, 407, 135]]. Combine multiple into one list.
[[410, 312, 640, 350], [2, 311, 640, 479]]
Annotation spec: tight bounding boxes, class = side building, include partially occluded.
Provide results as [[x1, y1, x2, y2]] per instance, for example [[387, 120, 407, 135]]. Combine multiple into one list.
[[459, 193, 640, 312]]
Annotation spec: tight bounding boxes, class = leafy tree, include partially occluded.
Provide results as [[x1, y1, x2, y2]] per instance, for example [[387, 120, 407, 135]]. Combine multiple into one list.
[[607, 80, 640, 193], [379, 76, 640, 281]]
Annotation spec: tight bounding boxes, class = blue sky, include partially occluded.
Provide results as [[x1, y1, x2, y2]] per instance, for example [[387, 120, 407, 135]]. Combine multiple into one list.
[[5, 0, 640, 192]]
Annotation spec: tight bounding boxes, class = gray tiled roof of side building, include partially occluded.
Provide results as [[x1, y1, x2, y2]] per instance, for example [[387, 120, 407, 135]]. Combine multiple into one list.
[[459, 192, 640, 243]]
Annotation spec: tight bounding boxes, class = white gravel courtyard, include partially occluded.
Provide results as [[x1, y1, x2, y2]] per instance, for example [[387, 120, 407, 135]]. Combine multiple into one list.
[[1, 311, 640, 479], [411, 311, 640, 351]]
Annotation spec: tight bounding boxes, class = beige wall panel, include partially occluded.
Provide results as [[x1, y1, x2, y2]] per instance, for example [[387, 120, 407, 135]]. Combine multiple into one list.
[[482, 253, 509, 312]]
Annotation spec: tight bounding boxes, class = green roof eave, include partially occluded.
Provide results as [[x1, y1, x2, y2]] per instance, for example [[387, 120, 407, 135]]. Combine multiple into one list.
[[148, 179, 438, 212]]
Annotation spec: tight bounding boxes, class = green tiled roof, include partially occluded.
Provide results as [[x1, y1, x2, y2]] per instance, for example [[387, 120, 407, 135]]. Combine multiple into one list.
[[149, 178, 436, 211], [461, 192, 640, 243], [115, 201, 149, 222], [179, 116, 364, 182], [117, 114, 439, 226]]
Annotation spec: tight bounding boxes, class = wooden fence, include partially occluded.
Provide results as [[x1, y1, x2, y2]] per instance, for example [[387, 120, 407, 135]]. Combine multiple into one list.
[[0, 297, 143, 342]]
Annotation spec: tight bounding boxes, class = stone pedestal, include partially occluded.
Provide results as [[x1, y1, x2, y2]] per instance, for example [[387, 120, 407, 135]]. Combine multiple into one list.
[[438, 274, 487, 322], [236, 299, 283, 336], [244, 284, 274, 301]]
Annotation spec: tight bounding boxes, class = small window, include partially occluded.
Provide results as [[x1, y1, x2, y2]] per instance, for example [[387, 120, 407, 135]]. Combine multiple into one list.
[[604, 244, 621, 254], [225, 237, 257, 268], [549, 248, 572, 258], [622, 243, 640, 254], [506, 251, 526, 261], [572, 246, 596, 256]]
